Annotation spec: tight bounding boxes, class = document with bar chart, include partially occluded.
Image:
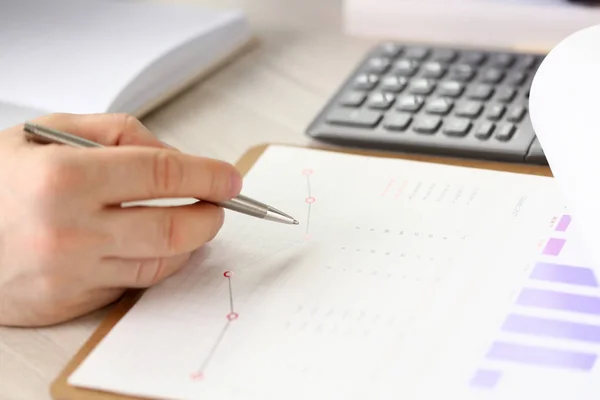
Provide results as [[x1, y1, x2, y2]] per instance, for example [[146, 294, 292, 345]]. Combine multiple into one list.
[[418, 213, 600, 399], [67, 146, 599, 400]]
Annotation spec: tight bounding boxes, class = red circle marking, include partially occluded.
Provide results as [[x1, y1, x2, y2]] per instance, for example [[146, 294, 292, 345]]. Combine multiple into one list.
[[223, 271, 233, 278], [227, 312, 239, 321], [305, 197, 316, 204], [302, 169, 313, 175]]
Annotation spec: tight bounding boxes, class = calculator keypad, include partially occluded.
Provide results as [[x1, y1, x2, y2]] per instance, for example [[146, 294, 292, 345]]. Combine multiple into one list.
[[306, 42, 547, 164]]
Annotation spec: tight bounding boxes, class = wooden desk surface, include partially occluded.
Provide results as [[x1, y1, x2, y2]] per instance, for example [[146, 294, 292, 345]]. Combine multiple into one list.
[[0, 0, 551, 399]]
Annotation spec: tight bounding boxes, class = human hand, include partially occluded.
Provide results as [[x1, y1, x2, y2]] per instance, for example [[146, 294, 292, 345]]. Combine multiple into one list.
[[0, 113, 242, 327]]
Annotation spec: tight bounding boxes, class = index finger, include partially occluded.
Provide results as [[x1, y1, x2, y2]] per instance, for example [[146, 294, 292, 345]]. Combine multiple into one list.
[[81, 146, 243, 203]]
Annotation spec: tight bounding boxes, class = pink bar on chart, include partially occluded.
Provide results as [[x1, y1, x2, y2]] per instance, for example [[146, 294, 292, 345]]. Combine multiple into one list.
[[555, 215, 571, 231], [542, 238, 566, 256]]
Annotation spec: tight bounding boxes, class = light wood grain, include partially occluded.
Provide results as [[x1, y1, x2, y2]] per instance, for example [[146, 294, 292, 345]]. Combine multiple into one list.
[[0, 1, 552, 399]]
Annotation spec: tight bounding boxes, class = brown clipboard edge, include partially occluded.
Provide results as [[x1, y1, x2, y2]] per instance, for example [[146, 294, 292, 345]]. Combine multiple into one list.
[[50, 142, 553, 399]]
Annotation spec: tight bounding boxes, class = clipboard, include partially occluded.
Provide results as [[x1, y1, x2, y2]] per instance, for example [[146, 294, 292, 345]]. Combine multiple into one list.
[[50, 142, 552, 400]]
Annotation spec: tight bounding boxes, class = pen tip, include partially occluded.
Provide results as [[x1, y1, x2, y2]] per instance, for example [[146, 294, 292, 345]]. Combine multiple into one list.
[[293, 219, 299, 225]]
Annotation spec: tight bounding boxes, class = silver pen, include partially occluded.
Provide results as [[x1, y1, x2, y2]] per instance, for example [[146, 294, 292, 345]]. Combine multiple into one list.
[[23, 122, 299, 225]]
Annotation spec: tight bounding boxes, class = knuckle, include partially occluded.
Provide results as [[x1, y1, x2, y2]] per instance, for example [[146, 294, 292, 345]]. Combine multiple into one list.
[[205, 164, 220, 198], [105, 113, 141, 144], [132, 260, 145, 286], [152, 150, 184, 195], [116, 113, 139, 133], [134, 257, 167, 287], [149, 257, 167, 286], [158, 211, 181, 253]]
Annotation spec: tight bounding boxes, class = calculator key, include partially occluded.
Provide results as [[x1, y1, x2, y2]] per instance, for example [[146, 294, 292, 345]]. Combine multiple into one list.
[[380, 75, 408, 92], [443, 118, 472, 137], [431, 49, 457, 63], [354, 73, 379, 89], [438, 81, 465, 97], [506, 71, 528, 86], [496, 86, 517, 102], [466, 84, 494, 100], [383, 112, 412, 131], [365, 57, 391, 73], [410, 78, 436, 95], [449, 64, 476, 81], [413, 116, 442, 134], [367, 92, 395, 109], [461, 52, 486, 65], [379, 42, 403, 57], [455, 101, 483, 118], [474, 121, 495, 139], [404, 47, 430, 60], [394, 59, 419, 76], [480, 68, 505, 84], [486, 104, 505, 120], [490, 53, 515, 68], [518, 55, 538, 70], [425, 98, 453, 115], [506, 105, 526, 122], [421, 62, 447, 78], [339, 91, 366, 107], [495, 123, 516, 141], [396, 95, 424, 112], [325, 108, 382, 127]]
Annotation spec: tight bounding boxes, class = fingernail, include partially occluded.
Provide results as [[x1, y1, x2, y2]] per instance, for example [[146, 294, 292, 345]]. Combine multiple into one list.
[[230, 170, 243, 196]]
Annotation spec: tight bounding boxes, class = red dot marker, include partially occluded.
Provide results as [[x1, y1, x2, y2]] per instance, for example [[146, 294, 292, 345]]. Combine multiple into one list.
[[223, 271, 233, 278], [227, 312, 239, 321], [190, 372, 204, 381], [305, 197, 315, 204], [302, 169, 313, 176]]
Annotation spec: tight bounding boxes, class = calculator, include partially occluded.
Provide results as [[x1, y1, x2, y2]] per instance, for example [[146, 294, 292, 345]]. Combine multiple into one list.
[[305, 42, 547, 164]]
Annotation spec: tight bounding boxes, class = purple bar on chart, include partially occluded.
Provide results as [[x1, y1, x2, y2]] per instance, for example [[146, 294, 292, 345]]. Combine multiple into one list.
[[516, 288, 600, 315], [485, 341, 596, 370], [469, 369, 502, 389], [555, 215, 572, 231], [530, 262, 598, 287], [501, 314, 600, 343], [542, 238, 566, 256]]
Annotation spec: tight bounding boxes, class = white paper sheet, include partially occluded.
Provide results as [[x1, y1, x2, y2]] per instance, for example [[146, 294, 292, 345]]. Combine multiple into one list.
[[529, 24, 600, 270], [0, 0, 248, 126], [343, 0, 600, 49], [418, 214, 600, 400], [65, 145, 599, 399]]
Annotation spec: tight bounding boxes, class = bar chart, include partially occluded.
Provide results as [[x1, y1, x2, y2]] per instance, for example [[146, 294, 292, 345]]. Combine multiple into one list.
[[468, 214, 600, 391]]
